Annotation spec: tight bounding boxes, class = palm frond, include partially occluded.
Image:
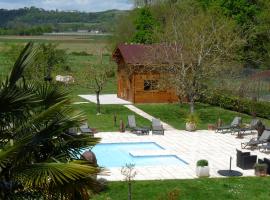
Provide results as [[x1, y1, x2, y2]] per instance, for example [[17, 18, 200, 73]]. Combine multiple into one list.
[[8, 42, 38, 87], [15, 162, 101, 188]]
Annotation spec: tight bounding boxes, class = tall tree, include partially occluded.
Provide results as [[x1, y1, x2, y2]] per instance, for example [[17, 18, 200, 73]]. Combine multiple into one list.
[[152, 0, 244, 113], [131, 7, 158, 44]]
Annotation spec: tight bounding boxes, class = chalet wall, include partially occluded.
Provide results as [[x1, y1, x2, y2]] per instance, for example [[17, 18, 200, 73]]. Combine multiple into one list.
[[117, 61, 134, 102], [133, 73, 178, 103]]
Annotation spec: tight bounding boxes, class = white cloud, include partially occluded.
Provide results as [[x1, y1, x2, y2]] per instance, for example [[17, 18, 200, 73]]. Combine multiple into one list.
[[0, 0, 133, 12]]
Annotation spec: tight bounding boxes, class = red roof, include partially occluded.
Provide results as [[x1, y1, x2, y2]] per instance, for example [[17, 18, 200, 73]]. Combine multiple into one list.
[[113, 44, 171, 65]]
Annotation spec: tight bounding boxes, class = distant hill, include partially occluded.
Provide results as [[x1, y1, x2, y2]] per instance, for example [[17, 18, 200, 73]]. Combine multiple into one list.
[[0, 7, 128, 35]]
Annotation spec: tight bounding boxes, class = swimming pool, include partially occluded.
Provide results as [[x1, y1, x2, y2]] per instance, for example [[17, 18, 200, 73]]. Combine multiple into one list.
[[91, 142, 188, 167]]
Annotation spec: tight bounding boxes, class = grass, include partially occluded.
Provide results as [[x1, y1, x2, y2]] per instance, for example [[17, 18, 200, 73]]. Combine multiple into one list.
[[0, 36, 117, 96], [73, 103, 151, 132], [93, 177, 270, 200], [136, 103, 270, 130]]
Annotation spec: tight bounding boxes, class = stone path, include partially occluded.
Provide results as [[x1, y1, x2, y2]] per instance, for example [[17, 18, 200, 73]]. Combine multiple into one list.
[[79, 94, 132, 105]]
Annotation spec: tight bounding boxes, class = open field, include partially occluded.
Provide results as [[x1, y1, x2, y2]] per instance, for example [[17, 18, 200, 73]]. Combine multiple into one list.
[[0, 35, 111, 54], [0, 35, 117, 95], [93, 177, 270, 200], [136, 103, 270, 130]]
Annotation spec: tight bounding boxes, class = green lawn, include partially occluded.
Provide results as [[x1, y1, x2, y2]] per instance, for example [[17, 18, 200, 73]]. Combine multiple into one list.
[[73, 103, 151, 132], [93, 177, 270, 200], [136, 103, 270, 130]]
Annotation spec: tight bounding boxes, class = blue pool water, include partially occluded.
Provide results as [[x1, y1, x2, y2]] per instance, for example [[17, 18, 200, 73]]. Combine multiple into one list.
[[90, 142, 188, 167]]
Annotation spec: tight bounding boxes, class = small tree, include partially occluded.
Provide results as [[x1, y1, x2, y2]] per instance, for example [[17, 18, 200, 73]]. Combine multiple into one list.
[[121, 164, 137, 200], [82, 62, 114, 114]]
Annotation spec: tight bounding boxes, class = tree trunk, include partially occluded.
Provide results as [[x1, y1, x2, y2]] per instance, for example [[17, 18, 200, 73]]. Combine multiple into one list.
[[96, 91, 101, 114], [190, 97, 195, 113], [128, 182, 132, 200]]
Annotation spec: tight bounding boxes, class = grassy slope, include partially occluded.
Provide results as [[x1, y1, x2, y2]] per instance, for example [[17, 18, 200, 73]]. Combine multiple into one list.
[[93, 177, 270, 200], [73, 103, 151, 132], [136, 103, 270, 130]]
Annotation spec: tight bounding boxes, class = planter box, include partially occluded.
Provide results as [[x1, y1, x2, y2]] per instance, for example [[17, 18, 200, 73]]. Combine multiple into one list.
[[255, 169, 267, 177], [208, 124, 216, 131], [196, 166, 210, 177], [186, 122, 196, 132]]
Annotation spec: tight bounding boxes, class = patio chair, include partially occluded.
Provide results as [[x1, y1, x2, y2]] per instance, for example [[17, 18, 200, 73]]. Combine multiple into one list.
[[79, 122, 94, 136], [127, 115, 150, 135], [241, 130, 270, 149], [233, 119, 261, 136], [236, 149, 257, 170], [68, 127, 78, 136], [216, 117, 242, 133], [152, 118, 164, 135]]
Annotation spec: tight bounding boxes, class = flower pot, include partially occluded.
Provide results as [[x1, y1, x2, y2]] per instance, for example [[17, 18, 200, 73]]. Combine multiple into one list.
[[196, 166, 210, 177], [255, 168, 267, 177], [186, 122, 196, 132]]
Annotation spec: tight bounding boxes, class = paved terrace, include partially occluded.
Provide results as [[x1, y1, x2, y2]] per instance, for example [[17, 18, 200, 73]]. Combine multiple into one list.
[[96, 130, 269, 181]]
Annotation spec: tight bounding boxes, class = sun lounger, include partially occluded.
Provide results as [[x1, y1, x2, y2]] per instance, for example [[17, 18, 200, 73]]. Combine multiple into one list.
[[241, 130, 270, 149], [216, 117, 242, 133], [233, 119, 260, 136], [79, 122, 93, 135], [127, 115, 150, 135], [152, 118, 164, 135]]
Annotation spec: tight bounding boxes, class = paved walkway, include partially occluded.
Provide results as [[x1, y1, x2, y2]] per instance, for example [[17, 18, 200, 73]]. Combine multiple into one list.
[[124, 105, 175, 131], [96, 131, 268, 181], [79, 94, 132, 105]]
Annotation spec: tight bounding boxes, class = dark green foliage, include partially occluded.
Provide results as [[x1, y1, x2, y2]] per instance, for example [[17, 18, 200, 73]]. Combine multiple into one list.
[[199, 90, 270, 119], [0, 7, 127, 34], [132, 7, 158, 44], [197, 0, 270, 69], [196, 159, 209, 167]]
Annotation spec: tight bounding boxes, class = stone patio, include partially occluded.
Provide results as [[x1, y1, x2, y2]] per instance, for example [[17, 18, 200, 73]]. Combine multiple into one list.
[[96, 130, 269, 181]]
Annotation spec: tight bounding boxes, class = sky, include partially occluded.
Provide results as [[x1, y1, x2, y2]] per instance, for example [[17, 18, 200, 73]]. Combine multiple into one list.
[[0, 0, 134, 12]]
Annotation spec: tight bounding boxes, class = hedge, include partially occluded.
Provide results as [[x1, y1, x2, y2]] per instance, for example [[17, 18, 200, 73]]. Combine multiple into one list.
[[199, 91, 270, 120]]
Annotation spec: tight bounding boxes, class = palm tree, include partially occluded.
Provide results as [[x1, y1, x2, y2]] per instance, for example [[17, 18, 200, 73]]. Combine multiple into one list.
[[0, 43, 102, 199]]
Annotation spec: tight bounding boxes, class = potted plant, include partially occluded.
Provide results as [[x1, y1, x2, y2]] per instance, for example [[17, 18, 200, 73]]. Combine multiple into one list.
[[254, 163, 268, 176], [185, 113, 199, 131], [196, 159, 210, 177]]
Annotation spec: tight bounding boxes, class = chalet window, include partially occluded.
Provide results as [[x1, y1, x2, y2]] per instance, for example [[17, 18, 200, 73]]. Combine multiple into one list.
[[144, 80, 158, 91]]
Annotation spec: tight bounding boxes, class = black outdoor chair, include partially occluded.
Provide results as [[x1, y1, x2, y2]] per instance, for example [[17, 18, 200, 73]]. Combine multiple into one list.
[[236, 149, 257, 170], [258, 158, 270, 175]]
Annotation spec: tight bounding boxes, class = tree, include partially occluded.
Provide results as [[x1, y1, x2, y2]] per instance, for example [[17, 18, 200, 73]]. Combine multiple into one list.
[[197, 0, 270, 69], [152, 0, 244, 113], [132, 7, 158, 44], [81, 56, 115, 114], [25, 43, 68, 82], [121, 164, 137, 200], [0, 43, 102, 199]]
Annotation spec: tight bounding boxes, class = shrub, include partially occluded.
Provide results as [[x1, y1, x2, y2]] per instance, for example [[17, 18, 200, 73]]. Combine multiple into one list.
[[185, 113, 200, 124], [197, 159, 208, 167], [254, 163, 268, 170], [199, 91, 270, 119]]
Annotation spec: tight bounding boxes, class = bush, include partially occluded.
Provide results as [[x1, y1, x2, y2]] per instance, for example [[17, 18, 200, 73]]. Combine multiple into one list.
[[199, 91, 270, 119], [197, 160, 208, 167], [185, 113, 200, 124]]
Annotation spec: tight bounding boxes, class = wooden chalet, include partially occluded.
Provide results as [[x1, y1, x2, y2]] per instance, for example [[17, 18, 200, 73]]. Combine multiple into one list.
[[112, 44, 178, 103]]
